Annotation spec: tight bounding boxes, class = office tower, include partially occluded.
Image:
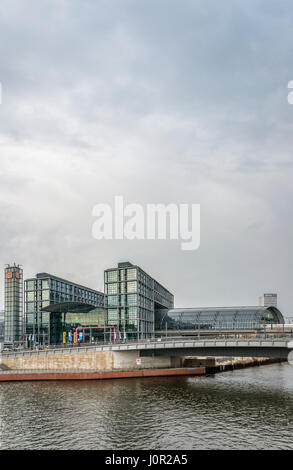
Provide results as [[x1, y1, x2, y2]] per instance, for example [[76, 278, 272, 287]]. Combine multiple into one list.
[[4, 264, 23, 344], [104, 262, 174, 340]]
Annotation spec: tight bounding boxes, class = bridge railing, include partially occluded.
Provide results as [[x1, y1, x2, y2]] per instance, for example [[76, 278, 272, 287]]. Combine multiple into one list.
[[1, 331, 293, 356]]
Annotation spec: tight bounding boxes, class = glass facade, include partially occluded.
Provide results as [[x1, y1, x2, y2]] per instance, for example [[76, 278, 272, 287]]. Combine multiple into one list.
[[4, 265, 23, 344], [104, 262, 174, 340], [24, 273, 104, 345], [47, 307, 107, 345], [156, 306, 284, 331]]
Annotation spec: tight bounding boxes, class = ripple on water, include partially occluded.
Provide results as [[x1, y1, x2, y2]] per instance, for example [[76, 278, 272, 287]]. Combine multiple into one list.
[[0, 363, 293, 449]]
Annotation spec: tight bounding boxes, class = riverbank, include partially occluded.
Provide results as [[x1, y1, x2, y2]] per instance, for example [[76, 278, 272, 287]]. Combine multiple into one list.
[[0, 357, 287, 382], [184, 356, 286, 374], [0, 366, 206, 382]]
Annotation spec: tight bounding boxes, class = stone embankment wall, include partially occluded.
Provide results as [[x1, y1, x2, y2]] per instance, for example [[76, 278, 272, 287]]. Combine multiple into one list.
[[0, 349, 178, 372]]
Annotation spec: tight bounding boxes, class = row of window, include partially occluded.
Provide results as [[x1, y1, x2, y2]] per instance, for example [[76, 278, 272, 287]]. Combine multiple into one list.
[[26, 313, 50, 324], [25, 301, 50, 312], [107, 294, 138, 307], [106, 281, 137, 294], [25, 279, 102, 300], [105, 282, 155, 301], [105, 268, 137, 283], [25, 290, 103, 306], [106, 294, 154, 309]]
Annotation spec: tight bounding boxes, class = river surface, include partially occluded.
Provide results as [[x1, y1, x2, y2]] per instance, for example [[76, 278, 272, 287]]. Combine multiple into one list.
[[0, 363, 292, 450]]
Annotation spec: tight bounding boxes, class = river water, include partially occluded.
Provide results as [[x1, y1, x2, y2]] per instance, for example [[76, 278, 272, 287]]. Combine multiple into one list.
[[0, 362, 292, 450]]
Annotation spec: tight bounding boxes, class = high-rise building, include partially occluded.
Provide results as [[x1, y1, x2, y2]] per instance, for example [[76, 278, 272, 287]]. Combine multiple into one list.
[[4, 264, 23, 344], [24, 272, 104, 345], [259, 293, 278, 308], [104, 262, 174, 340]]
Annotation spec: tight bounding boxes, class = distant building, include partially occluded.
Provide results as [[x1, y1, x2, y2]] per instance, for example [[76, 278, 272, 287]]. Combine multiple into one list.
[[24, 273, 104, 345], [259, 293, 278, 308], [104, 261, 174, 340], [4, 264, 24, 344]]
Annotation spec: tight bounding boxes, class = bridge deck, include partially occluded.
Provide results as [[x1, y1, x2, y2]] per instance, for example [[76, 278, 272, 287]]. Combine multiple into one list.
[[1, 336, 293, 359]]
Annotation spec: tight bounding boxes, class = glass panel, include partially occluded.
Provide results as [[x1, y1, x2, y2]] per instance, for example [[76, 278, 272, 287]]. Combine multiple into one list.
[[108, 283, 118, 294], [127, 281, 137, 293], [127, 268, 137, 280], [107, 271, 118, 282], [26, 302, 36, 313], [42, 279, 49, 289], [42, 290, 50, 300], [26, 291, 35, 301], [107, 295, 118, 306], [127, 294, 137, 305], [26, 280, 35, 291]]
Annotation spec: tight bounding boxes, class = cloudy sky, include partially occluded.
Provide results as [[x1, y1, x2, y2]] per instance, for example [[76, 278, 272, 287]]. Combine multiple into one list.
[[0, 0, 292, 316]]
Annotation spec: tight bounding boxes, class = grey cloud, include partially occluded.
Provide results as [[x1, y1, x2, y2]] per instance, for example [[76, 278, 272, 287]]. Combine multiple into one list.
[[0, 0, 292, 316]]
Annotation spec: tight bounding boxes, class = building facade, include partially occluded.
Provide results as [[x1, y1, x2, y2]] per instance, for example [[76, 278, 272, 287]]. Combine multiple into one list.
[[4, 264, 23, 344], [259, 293, 278, 308], [24, 273, 104, 345], [104, 262, 174, 339], [42, 302, 107, 345]]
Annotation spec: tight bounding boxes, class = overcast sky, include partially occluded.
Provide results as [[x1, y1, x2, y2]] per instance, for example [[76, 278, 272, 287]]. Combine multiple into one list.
[[0, 0, 292, 317]]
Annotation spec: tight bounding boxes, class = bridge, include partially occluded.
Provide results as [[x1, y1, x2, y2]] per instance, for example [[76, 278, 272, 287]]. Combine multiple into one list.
[[2, 335, 293, 361], [1, 336, 293, 378], [105, 337, 293, 360]]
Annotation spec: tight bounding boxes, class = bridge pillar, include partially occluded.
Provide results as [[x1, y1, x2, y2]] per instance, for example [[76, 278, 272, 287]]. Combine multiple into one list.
[[113, 351, 183, 370]]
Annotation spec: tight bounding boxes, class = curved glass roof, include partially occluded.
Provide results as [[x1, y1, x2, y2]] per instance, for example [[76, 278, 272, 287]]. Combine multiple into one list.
[[158, 306, 284, 330]]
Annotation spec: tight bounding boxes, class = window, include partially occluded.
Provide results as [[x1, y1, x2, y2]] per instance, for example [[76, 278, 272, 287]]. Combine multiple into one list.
[[107, 271, 118, 282], [26, 314, 35, 324], [127, 294, 137, 306], [42, 290, 50, 300], [26, 302, 36, 313], [127, 281, 137, 293], [107, 295, 118, 306], [108, 283, 118, 294], [128, 306, 137, 316], [108, 309, 118, 325], [26, 291, 35, 302], [127, 268, 137, 280], [108, 309, 118, 319], [26, 280, 35, 291], [41, 312, 49, 322], [42, 279, 49, 289]]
